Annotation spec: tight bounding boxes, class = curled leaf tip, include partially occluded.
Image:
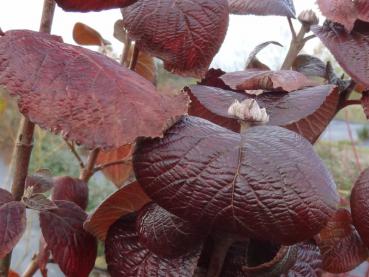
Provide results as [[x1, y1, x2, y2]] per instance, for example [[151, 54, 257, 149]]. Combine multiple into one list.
[[228, 99, 269, 124]]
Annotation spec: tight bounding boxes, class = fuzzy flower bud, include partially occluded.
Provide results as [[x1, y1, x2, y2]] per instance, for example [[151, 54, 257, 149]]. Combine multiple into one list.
[[298, 10, 319, 27], [228, 99, 269, 124]]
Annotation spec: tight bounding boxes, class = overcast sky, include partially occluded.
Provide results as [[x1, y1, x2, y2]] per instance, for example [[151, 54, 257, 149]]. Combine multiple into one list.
[[0, 0, 323, 71]]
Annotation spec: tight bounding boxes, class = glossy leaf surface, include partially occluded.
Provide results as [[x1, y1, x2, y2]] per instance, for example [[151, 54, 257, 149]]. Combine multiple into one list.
[[55, 0, 138, 11], [40, 200, 97, 277], [220, 69, 314, 92], [84, 181, 150, 240], [137, 203, 204, 258], [228, 0, 296, 17], [133, 116, 338, 243], [105, 215, 202, 277], [52, 176, 88, 210], [312, 21, 369, 89], [318, 208, 368, 273], [0, 30, 188, 149], [122, 0, 229, 77]]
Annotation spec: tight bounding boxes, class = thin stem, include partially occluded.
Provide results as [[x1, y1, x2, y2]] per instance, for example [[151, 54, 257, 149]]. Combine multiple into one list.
[[22, 255, 39, 277], [344, 110, 362, 171], [93, 159, 130, 174], [206, 236, 234, 277], [64, 139, 85, 169], [0, 0, 56, 275], [120, 38, 132, 66], [129, 44, 140, 71], [302, 34, 316, 43], [341, 99, 361, 108], [287, 17, 296, 40], [79, 148, 100, 183]]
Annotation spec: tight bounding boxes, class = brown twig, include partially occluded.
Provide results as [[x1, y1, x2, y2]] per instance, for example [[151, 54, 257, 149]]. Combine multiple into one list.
[[341, 99, 362, 108], [22, 255, 39, 277], [120, 38, 132, 66], [129, 44, 140, 71], [93, 159, 131, 174], [79, 148, 100, 182], [302, 34, 316, 43], [64, 139, 85, 169], [0, 1, 56, 275], [287, 17, 296, 40], [206, 236, 234, 277]]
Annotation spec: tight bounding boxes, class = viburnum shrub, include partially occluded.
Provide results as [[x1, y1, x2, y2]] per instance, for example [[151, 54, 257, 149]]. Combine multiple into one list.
[[1, 0, 369, 276]]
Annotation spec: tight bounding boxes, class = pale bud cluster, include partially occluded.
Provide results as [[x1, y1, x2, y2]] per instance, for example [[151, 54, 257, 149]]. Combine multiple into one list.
[[298, 10, 319, 27], [228, 99, 269, 124]]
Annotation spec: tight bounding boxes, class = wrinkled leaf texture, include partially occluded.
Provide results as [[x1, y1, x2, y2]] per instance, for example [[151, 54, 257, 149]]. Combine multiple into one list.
[[133, 116, 338, 244], [40, 200, 97, 277], [312, 21, 369, 89], [292, 54, 327, 79], [317, 0, 369, 32], [137, 203, 204, 258], [55, 0, 138, 12], [105, 215, 202, 277], [187, 84, 339, 143], [318, 208, 368, 273], [0, 30, 188, 149], [220, 69, 314, 92], [228, 0, 295, 17], [351, 167, 369, 249], [52, 176, 88, 210], [122, 0, 229, 77], [0, 189, 26, 259], [84, 181, 150, 240]]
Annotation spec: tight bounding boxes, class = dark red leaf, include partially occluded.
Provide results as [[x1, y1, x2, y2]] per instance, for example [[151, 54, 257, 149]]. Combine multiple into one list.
[[137, 203, 204, 258], [317, 0, 369, 32], [198, 69, 229, 90], [317, 208, 368, 273], [52, 176, 88, 210], [220, 241, 248, 277], [187, 84, 339, 142], [25, 169, 53, 194], [133, 116, 339, 244], [39, 200, 97, 277], [292, 54, 327, 79], [0, 30, 188, 149], [361, 91, 369, 119], [105, 215, 202, 277], [351, 167, 369, 249], [312, 21, 369, 89], [84, 181, 150, 240], [280, 242, 323, 277], [22, 193, 58, 211], [0, 188, 13, 206], [55, 0, 138, 12], [228, 0, 296, 17], [0, 201, 26, 259], [122, 0, 229, 77], [220, 69, 315, 92]]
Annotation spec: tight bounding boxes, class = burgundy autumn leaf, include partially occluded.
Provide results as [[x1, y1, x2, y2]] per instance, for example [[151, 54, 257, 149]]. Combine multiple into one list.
[[0, 187, 14, 206], [0, 201, 26, 259], [317, 208, 368, 273], [39, 200, 97, 277], [317, 0, 369, 32], [292, 54, 327, 79], [187, 84, 339, 143], [351, 167, 369, 249], [73, 22, 109, 46], [0, 30, 188, 149], [228, 0, 296, 17], [220, 69, 315, 92], [280, 242, 323, 277], [121, 0, 229, 77], [55, 0, 138, 12], [52, 176, 88, 210], [84, 181, 150, 240], [137, 203, 204, 258], [96, 144, 133, 188], [105, 215, 203, 277], [361, 91, 369, 119], [312, 21, 369, 89], [24, 169, 53, 194], [133, 116, 338, 244]]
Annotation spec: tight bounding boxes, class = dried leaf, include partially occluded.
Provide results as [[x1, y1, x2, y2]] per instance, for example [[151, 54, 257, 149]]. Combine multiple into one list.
[[55, 0, 138, 12], [129, 50, 156, 85], [245, 41, 283, 70], [220, 69, 315, 92], [0, 201, 26, 259], [312, 21, 369, 89], [229, 0, 296, 17], [0, 30, 188, 149], [73, 22, 109, 46], [137, 203, 204, 258], [105, 215, 202, 277], [133, 116, 338, 244], [96, 144, 133, 188], [39, 200, 97, 277], [292, 54, 327, 79], [52, 176, 88, 210], [318, 208, 368, 273], [22, 193, 58, 211], [84, 181, 150, 240], [122, 0, 229, 77], [25, 169, 53, 194]]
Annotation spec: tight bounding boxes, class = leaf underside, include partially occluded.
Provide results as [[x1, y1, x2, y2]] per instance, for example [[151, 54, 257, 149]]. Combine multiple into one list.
[[228, 0, 296, 17], [55, 0, 138, 12]]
